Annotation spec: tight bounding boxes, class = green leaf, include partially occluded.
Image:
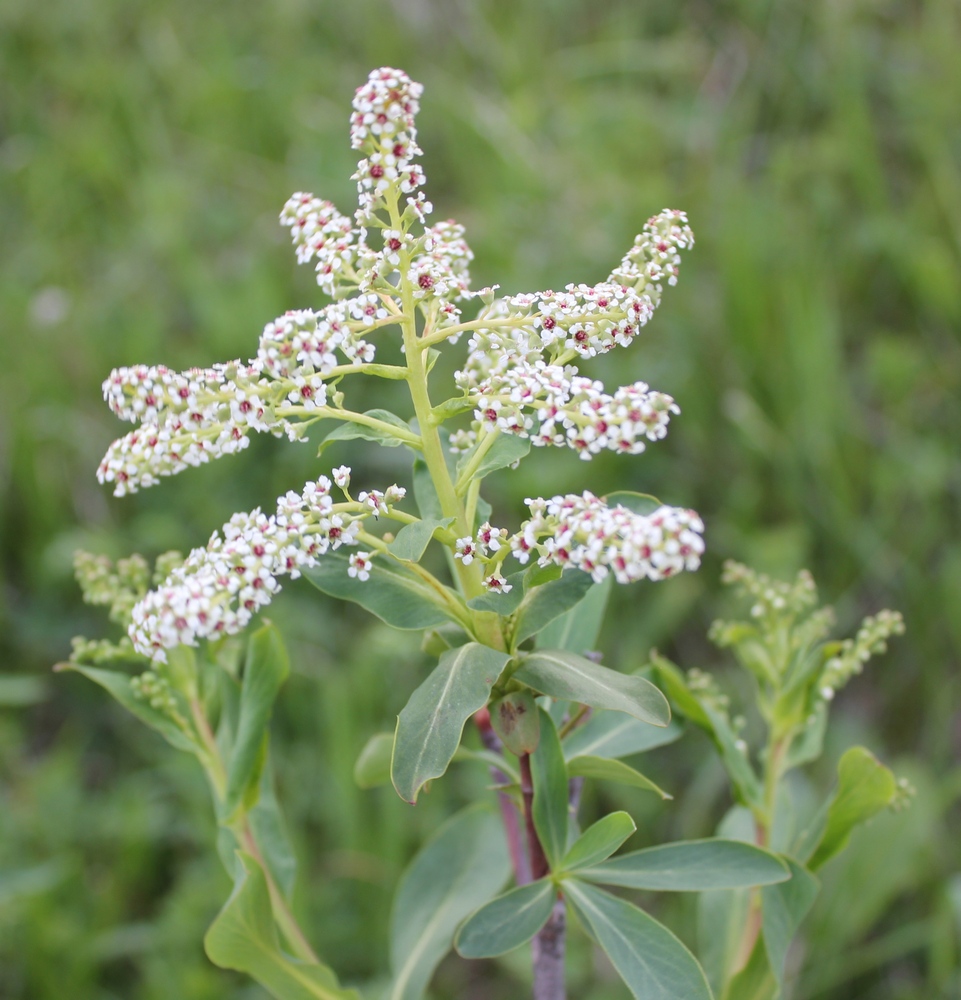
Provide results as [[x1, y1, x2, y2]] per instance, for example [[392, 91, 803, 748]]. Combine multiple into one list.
[[456, 432, 531, 482], [566, 755, 671, 800], [391, 643, 511, 803], [512, 571, 595, 646], [466, 571, 526, 613], [62, 663, 197, 753], [353, 732, 394, 789], [412, 458, 444, 521], [761, 858, 820, 986], [651, 653, 763, 809], [304, 552, 455, 630], [560, 811, 636, 872], [530, 707, 569, 869], [455, 879, 557, 958], [515, 650, 670, 727], [536, 575, 611, 653], [723, 937, 776, 1000], [317, 408, 415, 454], [564, 880, 714, 1000], [248, 756, 298, 900], [204, 852, 358, 1000], [388, 517, 454, 562], [580, 839, 790, 892], [224, 624, 290, 819], [389, 805, 511, 1000], [490, 690, 541, 755], [808, 746, 899, 870], [783, 701, 827, 771], [604, 490, 662, 515], [562, 711, 684, 761]]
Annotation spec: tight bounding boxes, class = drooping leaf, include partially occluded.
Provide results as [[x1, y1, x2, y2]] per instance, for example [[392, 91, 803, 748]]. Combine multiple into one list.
[[562, 711, 684, 761], [455, 879, 556, 958], [388, 517, 454, 562], [353, 732, 394, 789], [62, 663, 198, 753], [515, 650, 670, 727], [248, 755, 298, 900], [807, 746, 899, 870], [564, 880, 714, 1000], [535, 575, 612, 654], [389, 805, 511, 1000], [391, 643, 511, 803], [581, 839, 790, 892], [490, 690, 541, 755], [224, 624, 290, 819], [530, 708, 569, 870], [304, 552, 455, 631], [512, 571, 595, 646], [559, 811, 636, 873], [317, 408, 416, 454], [651, 653, 763, 809], [761, 858, 820, 986], [455, 432, 531, 482], [566, 755, 671, 799], [204, 852, 358, 1000]]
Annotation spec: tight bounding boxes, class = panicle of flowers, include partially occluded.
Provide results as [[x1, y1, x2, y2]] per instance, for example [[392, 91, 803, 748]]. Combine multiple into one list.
[[818, 609, 905, 700], [129, 470, 404, 661], [719, 560, 819, 622], [74, 551, 151, 625], [510, 492, 704, 584], [465, 359, 679, 460], [608, 209, 694, 303], [349, 67, 430, 224]]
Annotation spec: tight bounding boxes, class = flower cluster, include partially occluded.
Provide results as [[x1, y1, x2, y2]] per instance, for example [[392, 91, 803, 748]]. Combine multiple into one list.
[[466, 359, 679, 459], [350, 67, 430, 223], [509, 492, 704, 584], [279, 194, 359, 297], [129, 470, 404, 661]]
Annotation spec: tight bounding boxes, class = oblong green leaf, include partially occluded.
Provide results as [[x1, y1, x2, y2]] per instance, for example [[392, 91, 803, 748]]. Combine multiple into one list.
[[62, 663, 198, 753], [531, 707, 570, 870], [512, 572, 595, 646], [565, 879, 714, 1000], [581, 839, 790, 892], [225, 624, 290, 818], [515, 650, 670, 726], [303, 552, 456, 630], [388, 517, 454, 562], [560, 811, 636, 873], [566, 755, 671, 800], [391, 643, 511, 803], [762, 858, 820, 986], [490, 691, 541, 755], [808, 746, 899, 870], [455, 879, 557, 958], [535, 575, 611, 654], [353, 732, 393, 789], [562, 711, 684, 761], [205, 852, 358, 1000], [389, 805, 511, 1000]]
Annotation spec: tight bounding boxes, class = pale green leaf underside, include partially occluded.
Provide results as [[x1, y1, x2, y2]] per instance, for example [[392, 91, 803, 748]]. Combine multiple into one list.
[[391, 643, 511, 803], [562, 711, 684, 761], [581, 839, 790, 891], [566, 755, 671, 799]]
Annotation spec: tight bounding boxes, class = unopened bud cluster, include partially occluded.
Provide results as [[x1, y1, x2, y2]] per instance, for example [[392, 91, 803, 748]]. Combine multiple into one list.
[[509, 493, 705, 584], [818, 609, 905, 700]]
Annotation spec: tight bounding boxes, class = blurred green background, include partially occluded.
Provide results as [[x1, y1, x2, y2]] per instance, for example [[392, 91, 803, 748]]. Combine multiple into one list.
[[1, 0, 959, 997]]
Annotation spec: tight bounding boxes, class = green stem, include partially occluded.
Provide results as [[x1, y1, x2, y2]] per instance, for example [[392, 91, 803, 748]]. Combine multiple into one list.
[[454, 427, 502, 495], [277, 405, 422, 449]]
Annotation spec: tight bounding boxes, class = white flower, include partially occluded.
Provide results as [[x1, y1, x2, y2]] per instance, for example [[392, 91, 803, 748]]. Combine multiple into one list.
[[482, 573, 512, 594], [333, 466, 351, 490], [454, 537, 476, 565], [348, 551, 374, 582]]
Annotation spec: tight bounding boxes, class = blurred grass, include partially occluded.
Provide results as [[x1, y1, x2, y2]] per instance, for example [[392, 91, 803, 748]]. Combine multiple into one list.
[[1, 0, 959, 996]]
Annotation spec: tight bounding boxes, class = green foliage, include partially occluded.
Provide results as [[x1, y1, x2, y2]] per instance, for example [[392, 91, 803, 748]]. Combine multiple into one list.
[[455, 880, 556, 959], [390, 643, 511, 804], [529, 708, 570, 870], [558, 811, 636, 872], [388, 805, 511, 1000], [204, 853, 357, 1000]]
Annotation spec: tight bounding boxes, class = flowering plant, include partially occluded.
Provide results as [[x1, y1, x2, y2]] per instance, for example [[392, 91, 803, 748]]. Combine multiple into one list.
[[65, 68, 906, 1000]]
